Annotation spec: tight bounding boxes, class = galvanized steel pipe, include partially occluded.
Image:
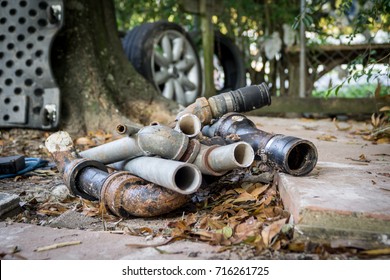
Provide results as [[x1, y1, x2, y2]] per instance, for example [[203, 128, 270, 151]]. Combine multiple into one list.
[[80, 124, 189, 164]]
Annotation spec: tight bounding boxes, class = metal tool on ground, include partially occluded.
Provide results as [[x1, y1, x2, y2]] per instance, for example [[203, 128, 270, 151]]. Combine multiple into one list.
[[0, 156, 48, 179]]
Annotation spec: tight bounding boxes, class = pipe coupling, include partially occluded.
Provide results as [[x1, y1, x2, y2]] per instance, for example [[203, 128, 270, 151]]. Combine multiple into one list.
[[62, 158, 108, 201]]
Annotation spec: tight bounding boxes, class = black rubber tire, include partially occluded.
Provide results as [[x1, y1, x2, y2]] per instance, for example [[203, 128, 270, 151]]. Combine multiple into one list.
[[190, 31, 246, 93], [122, 21, 202, 105], [214, 32, 246, 92]]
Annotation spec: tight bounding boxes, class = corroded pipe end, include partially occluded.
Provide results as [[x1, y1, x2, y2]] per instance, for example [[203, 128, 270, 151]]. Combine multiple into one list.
[[265, 135, 318, 176], [101, 171, 189, 217], [175, 113, 202, 138], [176, 97, 213, 125]]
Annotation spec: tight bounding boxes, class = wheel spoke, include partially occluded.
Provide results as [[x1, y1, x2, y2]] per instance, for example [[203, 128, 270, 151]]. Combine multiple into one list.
[[179, 75, 196, 91], [176, 56, 195, 72], [162, 79, 174, 99], [154, 51, 170, 67], [161, 35, 173, 63], [173, 79, 186, 105], [172, 37, 184, 62], [154, 69, 170, 85]]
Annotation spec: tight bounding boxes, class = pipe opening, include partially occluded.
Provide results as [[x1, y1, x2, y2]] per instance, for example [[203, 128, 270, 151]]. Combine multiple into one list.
[[174, 166, 200, 192], [233, 143, 254, 167], [177, 114, 201, 137], [116, 124, 126, 134], [287, 142, 317, 173]]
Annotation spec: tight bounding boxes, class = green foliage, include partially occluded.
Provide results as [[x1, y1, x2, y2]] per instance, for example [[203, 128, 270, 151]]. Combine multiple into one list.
[[315, 83, 389, 98], [114, 0, 194, 31], [114, 0, 389, 97]]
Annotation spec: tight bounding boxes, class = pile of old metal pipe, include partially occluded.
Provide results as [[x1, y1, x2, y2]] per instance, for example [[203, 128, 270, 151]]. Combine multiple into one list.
[[45, 83, 318, 218]]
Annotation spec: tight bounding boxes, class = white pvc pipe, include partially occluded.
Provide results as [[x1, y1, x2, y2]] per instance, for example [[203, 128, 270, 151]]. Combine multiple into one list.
[[193, 142, 254, 176], [79, 137, 143, 164], [174, 113, 202, 138], [122, 157, 202, 195], [207, 142, 254, 171]]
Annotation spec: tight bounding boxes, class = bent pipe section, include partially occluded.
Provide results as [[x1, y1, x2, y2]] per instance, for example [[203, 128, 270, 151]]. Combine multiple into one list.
[[176, 83, 271, 126], [79, 124, 189, 164], [202, 113, 318, 176], [45, 131, 189, 217], [114, 157, 202, 195], [193, 142, 255, 176]]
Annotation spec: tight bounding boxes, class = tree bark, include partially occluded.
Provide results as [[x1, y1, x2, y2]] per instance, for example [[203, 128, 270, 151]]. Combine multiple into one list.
[[52, 0, 179, 136]]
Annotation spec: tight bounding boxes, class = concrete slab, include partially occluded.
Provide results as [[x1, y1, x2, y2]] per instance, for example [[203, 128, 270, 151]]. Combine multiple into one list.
[[0, 222, 234, 260], [249, 117, 390, 248], [0, 192, 21, 219]]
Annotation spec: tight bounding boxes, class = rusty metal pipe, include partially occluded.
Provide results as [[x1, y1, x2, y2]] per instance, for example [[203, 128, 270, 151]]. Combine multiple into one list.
[[112, 157, 202, 195], [45, 132, 189, 217], [79, 124, 189, 164], [193, 142, 254, 176], [176, 83, 271, 125], [202, 113, 318, 176]]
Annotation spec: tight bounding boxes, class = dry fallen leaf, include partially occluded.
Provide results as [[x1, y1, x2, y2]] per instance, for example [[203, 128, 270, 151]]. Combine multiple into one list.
[[317, 134, 337, 141], [261, 218, 287, 247], [333, 118, 352, 131]]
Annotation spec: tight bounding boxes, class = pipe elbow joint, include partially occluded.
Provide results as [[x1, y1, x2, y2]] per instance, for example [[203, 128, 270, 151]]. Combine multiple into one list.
[[101, 172, 189, 217], [137, 124, 189, 160]]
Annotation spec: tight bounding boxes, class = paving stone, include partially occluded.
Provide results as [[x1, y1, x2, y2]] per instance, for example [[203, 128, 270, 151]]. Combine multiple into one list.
[[0, 222, 232, 260], [49, 210, 103, 230], [0, 192, 21, 219], [252, 117, 390, 248]]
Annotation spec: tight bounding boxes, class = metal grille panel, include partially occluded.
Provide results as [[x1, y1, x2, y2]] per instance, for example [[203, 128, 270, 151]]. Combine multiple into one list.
[[0, 0, 63, 129]]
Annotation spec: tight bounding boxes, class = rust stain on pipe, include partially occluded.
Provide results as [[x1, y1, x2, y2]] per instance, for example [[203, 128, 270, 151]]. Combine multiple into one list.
[[101, 172, 189, 217]]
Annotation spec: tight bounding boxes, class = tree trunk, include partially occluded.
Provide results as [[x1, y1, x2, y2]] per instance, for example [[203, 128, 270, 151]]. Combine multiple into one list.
[[52, 0, 178, 136]]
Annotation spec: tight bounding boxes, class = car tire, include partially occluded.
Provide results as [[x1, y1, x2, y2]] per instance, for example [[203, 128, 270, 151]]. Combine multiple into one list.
[[190, 31, 246, 93], [122, 21, 202, 106]]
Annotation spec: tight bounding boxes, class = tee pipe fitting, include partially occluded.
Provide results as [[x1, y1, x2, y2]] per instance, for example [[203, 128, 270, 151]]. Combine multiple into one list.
[[45, 131, 189, 217], [80, 123, 189, 164], [176, 83, 271, 126], [202, 113, 318, 176]]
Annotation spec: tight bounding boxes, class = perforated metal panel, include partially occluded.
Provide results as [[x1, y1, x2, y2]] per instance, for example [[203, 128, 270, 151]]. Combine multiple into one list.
[[0, 0, 63, 129]]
